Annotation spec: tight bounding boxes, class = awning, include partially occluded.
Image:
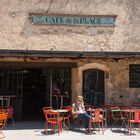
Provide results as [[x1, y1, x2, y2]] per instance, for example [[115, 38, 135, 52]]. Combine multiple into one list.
[[0, 50, 139, 59]]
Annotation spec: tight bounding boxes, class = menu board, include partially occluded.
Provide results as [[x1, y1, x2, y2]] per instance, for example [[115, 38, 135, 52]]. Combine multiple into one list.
[[129, 64, 140, 88]]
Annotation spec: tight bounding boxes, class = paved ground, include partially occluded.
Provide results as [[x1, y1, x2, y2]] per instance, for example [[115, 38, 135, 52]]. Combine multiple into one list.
[[1, 121, 140, 140]]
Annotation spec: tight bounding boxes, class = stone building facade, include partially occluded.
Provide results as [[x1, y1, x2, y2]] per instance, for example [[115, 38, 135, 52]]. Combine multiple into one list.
[[0, 0, 140, 120]]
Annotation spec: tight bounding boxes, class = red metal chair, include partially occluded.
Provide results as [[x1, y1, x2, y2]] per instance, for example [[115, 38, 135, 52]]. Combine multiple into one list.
[[43, 107, 53, 122], [111, 107, 128, 130], [88, 109, 104, 134], [0, 111, 8, 138], [43, 109, 63, 135], [62, 106, 72, 128], [0, 107, 4, 112], [128, 109, 140, 134]]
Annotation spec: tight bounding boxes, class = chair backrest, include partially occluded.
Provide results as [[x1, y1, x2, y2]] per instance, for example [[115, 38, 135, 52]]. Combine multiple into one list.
[[111, 107, 122, 120], [62, 106, 71, 111], [120, 106, 131, 109], [133, 109, 140, 122], [46, 110, 60, 116], [43, 110, 60, 121], [94, 109, 102, 121], [0, 106, 4, 112], [43, 107, 53, 119], [43, 107, 53, 112], [43, 106, 53, 110], [0, 112, 8, 126]]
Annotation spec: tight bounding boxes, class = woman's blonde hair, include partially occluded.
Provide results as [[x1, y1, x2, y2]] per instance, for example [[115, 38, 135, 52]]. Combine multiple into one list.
[[77, 96, 84, 104], [77, 96, 83, 100]]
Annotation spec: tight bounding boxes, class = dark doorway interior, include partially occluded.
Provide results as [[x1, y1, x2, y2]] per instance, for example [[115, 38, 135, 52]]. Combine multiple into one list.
[[23, 68, 72, 120], [51, 68, 71, 109], [0, 66, 72, 120], [23, 69, 46, 120], [83, 69, 104, 107]]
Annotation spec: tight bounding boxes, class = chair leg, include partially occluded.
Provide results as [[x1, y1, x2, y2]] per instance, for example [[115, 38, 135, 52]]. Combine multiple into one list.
[[88, 121, 91, 133], [60, 121, 63, 132], [72, 118, 78, 129], [58, 122, 62, 134], [111, 120, 116, 130], [11, 117, 15, 126], [0, 131, 5, 139], [129, 122, 132, 134], [128, 122, 130, 133], [138, 123, 140, 133], [68, 118, 70, 129], [102, 121, 104, 134], [120, 119, 127, 130], [64, 118, 70, 130], [53, 124, 55, 133], [98, 122, 101, 132], [0, 126, 5, 138], [45, 122, 48, 134], [0, 125, 6, 138]]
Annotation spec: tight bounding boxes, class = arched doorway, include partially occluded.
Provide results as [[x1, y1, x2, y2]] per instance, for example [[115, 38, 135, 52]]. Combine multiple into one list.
[[83, 69, 105, 107]]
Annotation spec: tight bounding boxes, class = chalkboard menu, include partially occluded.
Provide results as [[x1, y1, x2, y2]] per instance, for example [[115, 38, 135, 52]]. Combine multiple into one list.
[[129, 64, 140, 88]]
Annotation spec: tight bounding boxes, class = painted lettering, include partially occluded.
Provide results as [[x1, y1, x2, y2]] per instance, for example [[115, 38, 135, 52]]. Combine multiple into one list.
[[32, 15, 116, 26]]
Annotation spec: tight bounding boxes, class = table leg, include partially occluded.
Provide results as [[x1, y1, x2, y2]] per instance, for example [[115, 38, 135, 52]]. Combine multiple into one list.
[[7, 97, 10, 107], [56, 96, 59, 109], [104, 110, 107, 129], [60, 97, 63, 109], [0, 97, 3, 106]]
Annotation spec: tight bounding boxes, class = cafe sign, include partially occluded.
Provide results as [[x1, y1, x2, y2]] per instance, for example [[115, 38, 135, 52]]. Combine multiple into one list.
[[30, 13, 117, 27]]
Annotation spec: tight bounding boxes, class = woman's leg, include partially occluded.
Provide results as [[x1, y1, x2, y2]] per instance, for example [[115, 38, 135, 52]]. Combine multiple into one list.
[[71, 114, 83, 129], [71, 113, 90, 130], [80, 113, 90, 129]]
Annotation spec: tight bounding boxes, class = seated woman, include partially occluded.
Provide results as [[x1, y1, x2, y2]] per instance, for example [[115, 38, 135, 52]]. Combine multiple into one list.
[[71, 96, 90, 133]]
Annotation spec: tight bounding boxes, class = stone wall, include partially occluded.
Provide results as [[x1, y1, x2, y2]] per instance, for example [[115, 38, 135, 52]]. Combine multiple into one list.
[[75, 59, 140, 106], [107, 59, 140, 106], [0, 0, 140, 106], [0, 0, 139, 51]]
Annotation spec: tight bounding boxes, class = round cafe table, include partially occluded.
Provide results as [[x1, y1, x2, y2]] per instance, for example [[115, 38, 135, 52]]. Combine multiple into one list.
[[52, 109, 69, 130], [52, 109, 68, 113]]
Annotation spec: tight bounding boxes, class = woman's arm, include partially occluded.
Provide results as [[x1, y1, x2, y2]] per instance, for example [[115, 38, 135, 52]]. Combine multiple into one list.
[[72, 103, 79, 116]]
